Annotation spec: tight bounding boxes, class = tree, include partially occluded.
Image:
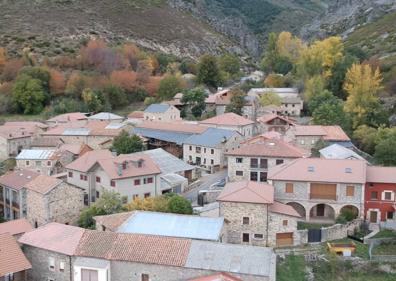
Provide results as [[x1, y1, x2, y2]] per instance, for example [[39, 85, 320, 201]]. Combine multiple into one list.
[[259, 92, 282, 107], [48, 68, 66, 96], [110, 70, 138, 94], [82, 88, 105, 112], [374, 131, 396, 166], [1, 59, 24, 82], [303, 75, 326, 102], [352, 125, 378, 155], [167, 195, 193, 214], [181, 87, 206, 118], [225, 88, 246, 115], [18, 67, 51, 92], [264, 73, 287, 88], [78, 190, 126, 229], [261, 32, 279, 73], [344, 63, 383, 128], [157, 75, 183, 100], [276, 31, 304, 63], [328, 54, 357, 100], [307, 90, 337, 114], [312, 101, 352, 134], [197, 55, 222, 88], [218, 54, 240, 77], [103, 84, 127, 109], [12, 74, 48, 114], [111, 131, 144, 155]]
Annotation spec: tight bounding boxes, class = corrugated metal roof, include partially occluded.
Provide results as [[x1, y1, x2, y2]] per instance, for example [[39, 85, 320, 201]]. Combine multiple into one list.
[[133, 128, 193, 145], [160, 173, 187, 189], [105, 122, 126, 129], [185, 240, 274, 277], [143, 148, 195, 174], [16, 149, 56, 160], [62, 128, 90, 136], [144, 104, 171, 113], [320, 144, 364, 160], [117, 211, 224, 241], [184, 128, 238, 148], [88, 112, 124, 120]]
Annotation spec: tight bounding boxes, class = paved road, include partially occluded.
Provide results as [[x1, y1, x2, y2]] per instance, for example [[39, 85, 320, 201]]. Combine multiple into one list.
[[183, 169, 227, 205]]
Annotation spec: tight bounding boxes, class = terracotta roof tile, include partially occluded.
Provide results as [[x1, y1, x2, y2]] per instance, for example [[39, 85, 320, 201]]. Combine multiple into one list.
[[137, 121, 207, 134], [321, 125, 350, 141], [366, 166, 396, 183], [217, 181, 274, 204], [293, 125, 350, 141], [94, 212, 134, 231], [189, 272, 242, 281], [269, 201, 301, 217], [128, 111, 144, 119], [66, 150, 113, 172], [258, 113, 296, 125], [293, 125, 326, 136], [0, 233, 31, 276], [0, 169, 40, 190], [24, 175, 63, 194], [0, 219, 33, 236], [43, 120, 124, 137], [47, 112, 87, 123], [18, 223, 85, 256], [201, 113, 254, 126]]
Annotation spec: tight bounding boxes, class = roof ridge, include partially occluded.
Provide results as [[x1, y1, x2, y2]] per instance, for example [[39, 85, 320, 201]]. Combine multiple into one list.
[[247, 183, 273, 203]]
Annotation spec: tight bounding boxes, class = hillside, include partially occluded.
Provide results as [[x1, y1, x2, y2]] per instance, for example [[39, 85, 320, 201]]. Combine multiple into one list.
[[0, 0, 243, 59]]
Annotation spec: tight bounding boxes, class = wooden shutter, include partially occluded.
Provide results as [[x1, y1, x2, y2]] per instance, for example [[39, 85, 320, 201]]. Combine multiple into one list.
[[310, 183, 337, 200], [346, 186, 354, 197], [285, 183, 294, 193]]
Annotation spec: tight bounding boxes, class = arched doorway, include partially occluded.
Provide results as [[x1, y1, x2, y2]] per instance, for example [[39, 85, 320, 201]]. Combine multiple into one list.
[[286, 202, 306, 219], [310, 204, 335, 222], [339, 205, 359, 220]]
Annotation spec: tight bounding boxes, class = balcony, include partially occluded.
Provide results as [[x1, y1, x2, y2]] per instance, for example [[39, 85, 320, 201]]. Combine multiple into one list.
[[309, 193, 337, 201]]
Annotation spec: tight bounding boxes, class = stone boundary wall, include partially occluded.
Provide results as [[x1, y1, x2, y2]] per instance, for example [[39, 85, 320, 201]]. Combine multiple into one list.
[[320, 219, 363, 242]]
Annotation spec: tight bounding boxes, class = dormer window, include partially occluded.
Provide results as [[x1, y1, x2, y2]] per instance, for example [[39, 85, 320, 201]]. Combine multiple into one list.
[[308, 166, 314, 172], [137, 160, 143, 168], [122, 162, 127, 170], [345, 168, 352, 173]]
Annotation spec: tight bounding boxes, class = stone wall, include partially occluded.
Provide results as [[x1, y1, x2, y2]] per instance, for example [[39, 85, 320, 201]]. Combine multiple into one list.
[[23, 245, 71, 281], [268, 212, 299, 247], [321, 219, 362, 242]]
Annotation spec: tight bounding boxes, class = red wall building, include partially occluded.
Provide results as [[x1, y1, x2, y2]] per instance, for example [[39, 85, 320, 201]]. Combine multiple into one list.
[[365, 166, 396, 223]]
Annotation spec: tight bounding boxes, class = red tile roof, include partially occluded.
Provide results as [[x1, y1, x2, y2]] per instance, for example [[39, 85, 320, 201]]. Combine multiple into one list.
[[24, 175, 63, 194], [59, 144, 91, 155], [269, 201, 301, 217], [293, 125, 326, 136], [0, 219, 32, 236], [43, 120, 124, 137], [0, 169, 40, 190], [66, 150, 113, 172], [293, 125, 350, 141], [94, 212, 134, 231], [137, 121, 207, 134], [268, 158, 367, 184], [19, 223, 85, 256], [201, 113, 254, 126], [128, 111, 144, 119], [366, 166, 396, 183], [258, 113, 296, 125], [75, 230, 191, 267], [217, 181, 274, 204], [0, 233, 31, 276], [321, 126, 350, 141], [205, 89, 231, 105], [47, 112, 87, 123], [227, 138, 308, 158], [189, 272, 242, 281]]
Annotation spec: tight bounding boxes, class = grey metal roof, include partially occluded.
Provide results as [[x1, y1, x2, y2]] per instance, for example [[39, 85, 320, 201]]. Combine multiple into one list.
[[160, 173, 187, 189], [105, 122, 125, 129], [132, 128, 193, 145], [183, 128, 239, 148], [143, 148, 195, 174], [62, 128, 90, 136], [88, 112, 124, 120], [185, 240, 275, 277], [16, 149, 56, 160], [144, 104, 171, 113], [320, 144, 365, 160], [117, 211, 224, 241]]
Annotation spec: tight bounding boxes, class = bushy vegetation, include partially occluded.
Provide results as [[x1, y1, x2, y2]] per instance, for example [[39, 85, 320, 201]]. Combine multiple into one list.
[[111, 131, 145, 155], [126, 193, 193, 214]]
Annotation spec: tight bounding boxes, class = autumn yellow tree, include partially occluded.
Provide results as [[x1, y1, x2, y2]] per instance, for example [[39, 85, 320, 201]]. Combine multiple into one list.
[[259, 92, 282, 107], [344, 63, 383, 128], [48, 68, 66, 96], [277, 31, 305, 63], [303, 75, 326, 101]]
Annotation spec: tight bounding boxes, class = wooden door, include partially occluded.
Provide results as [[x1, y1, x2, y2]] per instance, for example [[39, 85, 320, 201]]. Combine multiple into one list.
[[276, 233, 293, 247], [316, 204, 325, 217], [81, 269, 98, 281], [370, 211, 378, 223]]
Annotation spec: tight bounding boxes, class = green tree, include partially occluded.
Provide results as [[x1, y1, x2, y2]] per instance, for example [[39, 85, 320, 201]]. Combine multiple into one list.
[[225, 88, 246, 115], [82, 88, 105, 113], [158, 75, 183, 100], [103, 84, 127, 109], [218, 54, 240, 77], [312, 101, 352, 134], [352, 125, 378, 155], [197, 55, 222, 88], [78, 191, 126, 229], [144, 96, 157, 106], [12, 74, 48, 114], [259, 92, 282, 107], [261, 32, 279, 73], [18, 67, 50, 92], [167, 195, 193, 214], [111, 131, 144, 155], [374, 131, 396, 166], [181, 87, 206, 118], [328, 54, 357, 100]]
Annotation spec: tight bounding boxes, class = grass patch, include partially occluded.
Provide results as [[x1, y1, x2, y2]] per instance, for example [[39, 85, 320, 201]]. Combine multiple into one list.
[[373, 229, 396, 239], [373, 241, 396, 255], [0, 114, 45, 123], [277, 255, 307, 281], [297, 221, 332, 230]]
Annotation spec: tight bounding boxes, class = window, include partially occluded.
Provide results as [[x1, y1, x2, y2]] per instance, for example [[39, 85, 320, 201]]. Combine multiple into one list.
[[384, 191, 393, 200], [242, 233, 250, 243], [147, 177, 153, 184], [236, 171, 243, 176], [133, 194, 139, 200], [96, 191, 100, 198], [122, 162, 127, 169], [59, 261, 65, 272], [144, 193, 150, 198], [204, 158, 206, 164], [250, 158, 258, 168], [110, 180, 116, 187], [204, 148, 207, 153], [254, 234, 264, 239], [387, 212, 394, 220], [283, 220, 288, 226], [260, 158, 268, 169], [142, 274, 149, 281], [25, 160, 30, 166], [47, 161, 51, 166], [196, 146, 201, 153], [68, 171, 73, 178], [300, 140, 305, 145], [250, 172, 258, 181], [285, 183, 294, 193], [311, 139, 315, 144], [96, 176, 101, 183], [276, 159, 284, 165], [242, 217, 250, 225], [84, 194, 89, 206], [134, 179, 141, 186], [211, 159, 214, 165], [189, 156, 192, 161], [36, 161, 42, 166], [189, 146, 192, 151], [371, 191, 378, 200], [346, 186, 355, 197], [260, 172, 267, 182], [211, 149, 214, 154], [122, 196, 128, 204], [236, 158, 243, 163], [4, 273, 14, 281], [80, 174, 87, 181], [49, 257, 55, 271]]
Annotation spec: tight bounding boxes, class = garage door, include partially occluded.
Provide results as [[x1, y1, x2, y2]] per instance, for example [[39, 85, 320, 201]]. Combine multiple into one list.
[[276, 233, 293, 247]]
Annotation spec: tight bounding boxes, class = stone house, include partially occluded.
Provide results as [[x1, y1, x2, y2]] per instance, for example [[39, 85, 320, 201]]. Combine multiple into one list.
[[257, 114, 296, 134], [66, 150, 162, 204], [183, 128, 243, 170], [227, 137, 309, 183], [286, 125, 352, 151], [247, 88, 303, 116], [18, 223, 276, 281], [365, 166, 396, 225], [25, 175, 84, 227], [200, 112, 255, 138], [0, 232, 31, 281], [217, 181, 300, 247], [46, 112, 87, 126], [205, 89, 232, 116], [16, 149, 62, 175], [0, 169, 40, 221], [143, 104, 181, 122], [268, 158, 366, 222]]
